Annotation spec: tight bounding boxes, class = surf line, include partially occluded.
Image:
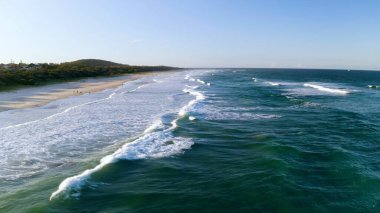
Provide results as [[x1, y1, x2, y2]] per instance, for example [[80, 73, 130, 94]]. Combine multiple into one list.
[[49, 86, 205, 200], [0, 84, 145, 131], [184, 74, 211, 86], [304, 83, 348, 95]]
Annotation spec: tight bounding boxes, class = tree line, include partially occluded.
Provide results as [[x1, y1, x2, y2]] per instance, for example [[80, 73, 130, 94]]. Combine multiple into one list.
[[0, 63, 177, 90]]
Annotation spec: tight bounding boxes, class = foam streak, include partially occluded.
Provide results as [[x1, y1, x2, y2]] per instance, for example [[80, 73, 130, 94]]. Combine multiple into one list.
[[304, 83, 348, 95]]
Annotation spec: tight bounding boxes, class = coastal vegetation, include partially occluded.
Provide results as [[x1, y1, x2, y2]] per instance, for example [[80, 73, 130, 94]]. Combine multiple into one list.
[[0, 59, 177, 90]]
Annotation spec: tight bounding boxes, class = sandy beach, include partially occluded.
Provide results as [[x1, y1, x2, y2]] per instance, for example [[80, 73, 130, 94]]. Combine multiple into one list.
[[0, 72, 158, 111]]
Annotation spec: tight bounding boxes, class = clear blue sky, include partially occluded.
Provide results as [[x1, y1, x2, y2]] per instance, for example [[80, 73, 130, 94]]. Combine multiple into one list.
[[0, 0, 379, 70]]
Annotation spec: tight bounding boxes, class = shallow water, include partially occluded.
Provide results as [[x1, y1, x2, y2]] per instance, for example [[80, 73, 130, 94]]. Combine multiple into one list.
[[1, 69, 380, 212]]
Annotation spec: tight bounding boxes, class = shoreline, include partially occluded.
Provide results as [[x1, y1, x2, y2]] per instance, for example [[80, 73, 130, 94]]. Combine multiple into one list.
[[0, 72, 160, 111]]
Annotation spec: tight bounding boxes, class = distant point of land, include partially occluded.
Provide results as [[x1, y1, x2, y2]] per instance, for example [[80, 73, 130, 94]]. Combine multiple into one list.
[[0, 59, 178, 91], [64, 59, 124, 67]]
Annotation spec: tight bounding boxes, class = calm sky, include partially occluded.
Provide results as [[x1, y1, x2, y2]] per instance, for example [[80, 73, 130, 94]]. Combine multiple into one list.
[[0, 0, 379, 70]]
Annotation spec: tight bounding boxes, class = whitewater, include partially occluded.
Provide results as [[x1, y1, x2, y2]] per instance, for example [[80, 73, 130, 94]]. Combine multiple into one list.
[[0, 70, 209, 193], [49, 73, 209, 200]]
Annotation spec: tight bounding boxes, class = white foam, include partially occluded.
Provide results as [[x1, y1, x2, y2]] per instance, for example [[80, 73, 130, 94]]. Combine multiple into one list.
[[197, 105, 281, 121], [197, 79, 206, 84], [143, 120, 163, 133], [267, 82, 280, 86], [179, 89, 205, 117], [50, 129, 193, 200], [50, 113, 194, 200], [189, 116, 196, 121], [185, 85, 198, 89], [0, 87, 121, 131], [207, 112, 281, 121], [304, 83, 348, 95], [0, 83, 148, 131], [49, 158, 110, 200], [192, 78, 210, 86], [303, 102, 321, 107], [50, 84, 205, 200], [127, 84, 145, 93], [255, 114, 281, 119], [182, 89, 205, 101], [153, 79, 163, 83], [252, 78, 257, 82]]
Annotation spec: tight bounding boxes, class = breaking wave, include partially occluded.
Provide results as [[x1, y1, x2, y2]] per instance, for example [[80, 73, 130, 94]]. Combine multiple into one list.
[[304, 83, 349, 95], [49, 84, 205, 200]]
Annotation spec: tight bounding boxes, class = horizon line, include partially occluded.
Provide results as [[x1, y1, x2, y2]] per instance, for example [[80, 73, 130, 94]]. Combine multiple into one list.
[[1, 59, 379, 72]]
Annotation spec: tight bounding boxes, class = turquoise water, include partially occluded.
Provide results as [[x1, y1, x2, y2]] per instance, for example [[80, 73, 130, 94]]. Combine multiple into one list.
[[1, 69, 380, 212]]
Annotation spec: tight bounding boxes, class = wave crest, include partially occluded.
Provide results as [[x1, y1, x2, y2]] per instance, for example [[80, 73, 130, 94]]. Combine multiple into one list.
[[304, 83, 348, 95]]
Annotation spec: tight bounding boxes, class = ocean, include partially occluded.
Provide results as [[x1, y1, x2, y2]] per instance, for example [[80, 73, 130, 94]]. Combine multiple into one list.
[[0, 69, 380, 212]]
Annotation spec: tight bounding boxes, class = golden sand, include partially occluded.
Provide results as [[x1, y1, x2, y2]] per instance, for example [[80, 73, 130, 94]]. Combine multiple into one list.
[[1, 73, 156, 110]]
